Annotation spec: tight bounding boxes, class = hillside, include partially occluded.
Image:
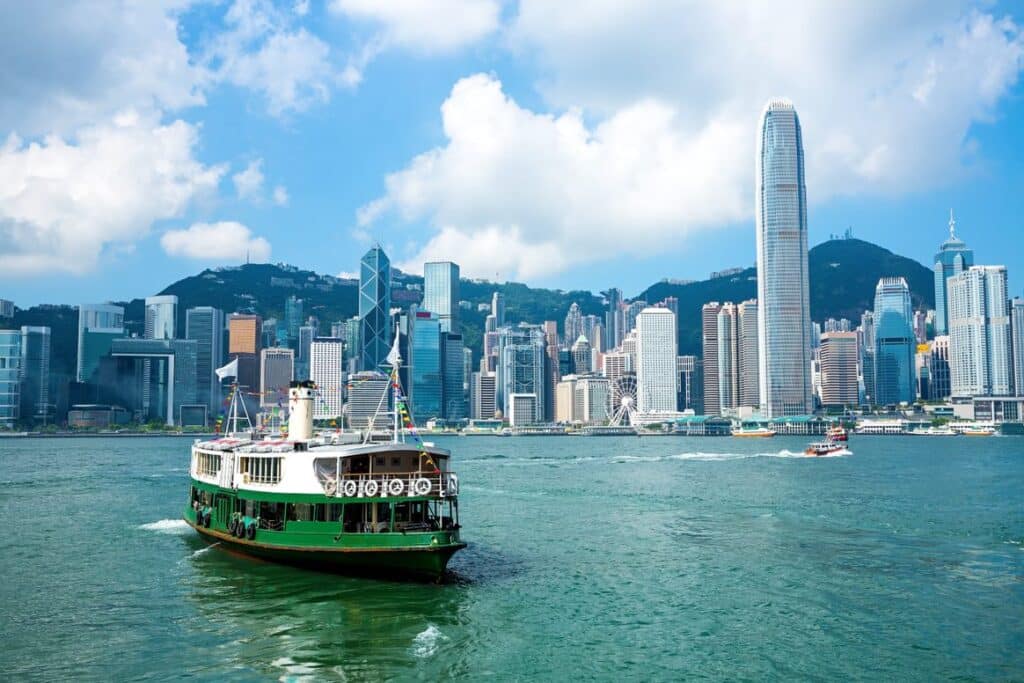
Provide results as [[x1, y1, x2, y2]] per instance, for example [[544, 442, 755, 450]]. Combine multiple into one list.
[[639, 237, 934, 355]]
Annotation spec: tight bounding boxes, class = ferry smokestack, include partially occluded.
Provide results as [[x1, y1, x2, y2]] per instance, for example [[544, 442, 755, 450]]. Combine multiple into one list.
[[288, 380, 315, 441]]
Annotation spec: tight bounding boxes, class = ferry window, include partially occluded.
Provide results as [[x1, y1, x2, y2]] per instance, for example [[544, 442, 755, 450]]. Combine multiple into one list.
[[375, 456, 385, 467], [290, 503, 314, 521], [390, 457, 402, 468]]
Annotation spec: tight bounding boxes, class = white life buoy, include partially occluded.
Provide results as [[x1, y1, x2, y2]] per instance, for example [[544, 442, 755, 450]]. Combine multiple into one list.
[[324, 479, 337, 496], [387, 479, 405, 496], [413, 478, 432, 496], [363, 480, 379, 497], [446, 473, 459, 495], [342, 479, 358, 497]]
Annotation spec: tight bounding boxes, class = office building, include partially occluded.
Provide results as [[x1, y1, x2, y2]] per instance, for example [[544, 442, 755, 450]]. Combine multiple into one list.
[[310, 338, 344, 420], [442, 332, 466, 420], [933, 211, 974, 335], [738, 300, 760, 408], [819, 332, 859, 407], [144, 295, 177, 340], [701, 302, 722, 415], [108, 338, 198, 425], [295, 324, 315, 380], [491, 291, 505, 327], [185, 306, 225, 415], [575, 375, 611, 424], [1012, 299, 1024, 396], [228, 314, 262, 392], [19, 326, 51, 423], [260, 348, 294, 409], [409, 311, 442, 422], [602, 351, 632, 387], [928, 336, 952, 401], [604, 288, 623, 349], [571, 335, 592, 375], [717, 303, 739, 412], [564, 303, 583, 345], [873, 278, 916, 405], [948, 266, 1011, 397], [624, 301, 646, 336], [470, 372, 496, 420], [0, 299, 13, 319], [756, 98, 813, 417], [77, 303, 125, 382], [423, 261, 461, 333], [555, 374, 578, 423], [0, 330, 21, 428], [346, 371, 390, 430], [677, 355, 703, 413], [285, 296, 304, 346], [636, 307, 677, 414], [496, 326, 547, 417], [508, 393, 538, 426], [359, 245, 392, 372]]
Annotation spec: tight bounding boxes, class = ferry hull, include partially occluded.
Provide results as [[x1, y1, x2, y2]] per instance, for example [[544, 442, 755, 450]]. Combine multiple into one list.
[[185, 516, 466, 581]]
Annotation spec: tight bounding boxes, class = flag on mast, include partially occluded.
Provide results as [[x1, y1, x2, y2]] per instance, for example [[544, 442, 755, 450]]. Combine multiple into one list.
[[386, 333, 401, 366], [215, 357, 239, 381]]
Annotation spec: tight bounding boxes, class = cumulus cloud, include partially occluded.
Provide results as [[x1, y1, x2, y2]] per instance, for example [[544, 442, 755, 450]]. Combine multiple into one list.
[[161, 221, 271, 262], [272, 185, 290, 206], [362, 5, 1024, 279], [233, 159, 265, 200], [0, 111, 225, 275], [0, 2, 204, 136], [330, 0, 500, 85]]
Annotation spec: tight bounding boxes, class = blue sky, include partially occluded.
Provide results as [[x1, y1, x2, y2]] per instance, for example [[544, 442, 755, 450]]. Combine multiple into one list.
[[1, 0, 1022, 307]]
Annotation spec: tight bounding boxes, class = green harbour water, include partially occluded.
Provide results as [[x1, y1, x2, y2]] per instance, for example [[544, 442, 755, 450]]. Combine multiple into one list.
[[1, 434, 1022, 680]]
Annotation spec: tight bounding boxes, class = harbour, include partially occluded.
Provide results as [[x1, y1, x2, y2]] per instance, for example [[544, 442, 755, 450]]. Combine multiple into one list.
[[2, 434, 1022, 680]]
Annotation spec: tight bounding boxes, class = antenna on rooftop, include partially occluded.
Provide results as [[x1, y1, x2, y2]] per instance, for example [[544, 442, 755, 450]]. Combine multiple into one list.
[[949, 208, 956, 239]]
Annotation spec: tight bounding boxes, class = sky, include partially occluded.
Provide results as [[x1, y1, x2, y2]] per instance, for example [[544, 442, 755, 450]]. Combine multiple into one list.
[[1, 0, 1023, 308]]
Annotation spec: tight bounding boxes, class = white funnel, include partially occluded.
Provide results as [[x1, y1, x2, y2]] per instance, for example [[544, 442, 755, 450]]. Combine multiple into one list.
[[288, 381, 315, 441]]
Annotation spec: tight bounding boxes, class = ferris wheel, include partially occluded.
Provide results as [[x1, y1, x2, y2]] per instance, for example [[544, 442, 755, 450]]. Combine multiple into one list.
[[608, 374, 638, 426]]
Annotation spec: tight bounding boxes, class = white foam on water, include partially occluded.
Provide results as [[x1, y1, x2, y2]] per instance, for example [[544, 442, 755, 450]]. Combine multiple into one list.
[[272, 656, 319, 681], [613, 449, 814, 464], [191, 542, 220, 558], [139, 519, 191, 535], [410, 624, 447, 658]]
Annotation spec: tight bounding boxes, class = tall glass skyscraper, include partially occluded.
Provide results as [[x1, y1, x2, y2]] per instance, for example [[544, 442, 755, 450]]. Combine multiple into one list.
[[19, 326, 51, 423], [873, 278, 916, 405], [933, 211, 974, 336], [423, 261, 460, 333], [442, 332, 466, 420], [185, 306, 224, 415], [947, 266, 1011, 397], [0, 330, 21, 428], [410, 311, 442, 422], [359, 246, 391, 372], [756, 99, 812, 417]]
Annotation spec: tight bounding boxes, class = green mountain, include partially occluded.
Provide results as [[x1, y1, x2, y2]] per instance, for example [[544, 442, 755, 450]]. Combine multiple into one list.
[[640, 237, 934, 355]]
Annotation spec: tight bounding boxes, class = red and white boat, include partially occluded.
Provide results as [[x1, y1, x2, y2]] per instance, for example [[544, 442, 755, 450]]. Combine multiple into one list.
[[805, 440, 849, 457], [826, 426, 849, 442]]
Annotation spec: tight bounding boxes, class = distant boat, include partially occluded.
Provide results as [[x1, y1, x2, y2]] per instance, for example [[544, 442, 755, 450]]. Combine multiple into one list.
[[961, 426, 996, 437], [804, 440, 849, 457], [731, 426, 776, 438], [908, 426, 956, 436], [826, 426, 849, 442]]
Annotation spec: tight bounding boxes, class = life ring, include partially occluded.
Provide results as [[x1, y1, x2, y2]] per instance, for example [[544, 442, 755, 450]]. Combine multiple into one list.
[[413, 478, 432, 496], [324, 479, 337, 496], [342, 480, 358, 497], [387, 479, 405, 496], [363, 480, 379, 497], [446, 473, 459, 495], [246, 523, 256, 540]]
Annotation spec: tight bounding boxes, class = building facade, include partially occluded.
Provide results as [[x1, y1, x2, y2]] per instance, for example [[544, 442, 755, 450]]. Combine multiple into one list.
[[19, 326, 51, 423], [310, 338, 344, 420], [948, 266, 1011, 397], [77, 303, 125, 382], [819, 332, 859, 407], [873, 278, 916, 405], [933, 211, 974, 335], [1012, 298, 1024, 396], [228, 314, 262, 394], [497, 326, 546, 418], [144, 295, 178, 340], [701, 302, 722, 415], [423, 261, 460, 334], [185, 306, 224, 416], [756, 98, 813, 417], [636, 307, 677, 414], [442, 332, 466, 420], [0, 330, 21, 428], [260, 348, 294, 409], [359, 245, 392, 372]]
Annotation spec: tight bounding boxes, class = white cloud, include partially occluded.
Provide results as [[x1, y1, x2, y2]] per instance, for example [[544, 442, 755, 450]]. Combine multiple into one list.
[[336, 270, 359, 279], [330, 0, 500, 85], [207, 0, 335, 116], [272, 185, 290, 206], [293, 0, 310, 17], [161, 221, 271, 262], [233, 159, 265, 200], [0, 111, 225, 275], [362, 5, 1024, 279], [0, 2, 204, 135]]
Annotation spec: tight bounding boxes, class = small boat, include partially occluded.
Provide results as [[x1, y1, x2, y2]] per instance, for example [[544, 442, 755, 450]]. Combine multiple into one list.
[[908, 426, 956, 436], [826, 426, 848, 442], [731, 426, 776, 438], [961, 426, 996, 437], [804, 440, 848, 457]]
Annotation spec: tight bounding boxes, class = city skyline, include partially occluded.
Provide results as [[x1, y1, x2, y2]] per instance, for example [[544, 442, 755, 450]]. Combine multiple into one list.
[[1, 2, 1024, 308]]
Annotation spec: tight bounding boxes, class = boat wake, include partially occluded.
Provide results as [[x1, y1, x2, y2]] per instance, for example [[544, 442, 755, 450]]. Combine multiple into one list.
[[613, 450, 807, 463], [191, 542, 220, 558], [410, 624, 448, 658], [139, 519, 191, 535]]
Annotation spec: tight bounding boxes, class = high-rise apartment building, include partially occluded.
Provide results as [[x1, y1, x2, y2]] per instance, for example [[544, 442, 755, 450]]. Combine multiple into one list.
[[948, 266, 1011, 397], [636, 307, 677, 414], [738, 300, 760, 408], [933, 211, 974, 335], [756, 98, 813, 417], [701, 302, 722, 415], [359, 245, 391, 372], [1011, 298, 1024, 396], [717, 303, 739, 412], [873, 278, 916, 405], [423, 261, 461, 334], [228, 314, 262, 392], [77, 303, 125, 382], [0, 330, 21, 428], [19, 326, 51, 423], [310, 338, 344, 420], [260, 348, 294, 408], [819, 332, 859, 407], [185, 306, 225, 415]]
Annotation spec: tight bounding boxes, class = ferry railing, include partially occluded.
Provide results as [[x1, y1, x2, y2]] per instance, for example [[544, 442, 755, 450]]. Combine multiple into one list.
[[325, 471, 459, 498]]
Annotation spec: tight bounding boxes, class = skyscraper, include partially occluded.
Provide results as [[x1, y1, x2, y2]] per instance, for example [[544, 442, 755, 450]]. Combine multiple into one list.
[[1011, 298, 1024, 396], [423, 261, 461, 333], [228, 314, 262, 392], [873, 278, 916, 405], [819, 331, 859, 407], [677, 355, 703, 413], [701, 302, 722, 415], [756, 98, 813, 417], [359, 246, 391, 372], [738, 300, 760, 408], [185, 306, 225, 415], [310, 338, 344, 420], [285, 296, 304, 346], [636, 307, 678, 414], [948, 266, 1011, 397], [470, 371, 496, 419], [928, 336, 952, 401], [77, 303, 125, 382], [497, 326, 546, 417], [145, 295, 178, 340], [564, 303, 583, 345], [19, 326, 51, 423], [933, 211, 974, 336], [442, 332, 466, 420], [491, 291, 505, 327], [604, 288, 623, 349], [0, 330, 21, 428], [717, 303, 739, 413], [410, 311, 442, 422], [571, 334, 592, 375], [260, 348, 294, 409]]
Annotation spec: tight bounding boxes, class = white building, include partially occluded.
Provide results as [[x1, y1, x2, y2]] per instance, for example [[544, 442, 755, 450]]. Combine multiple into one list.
[[948, 266, 1012, 397], [555, 375, 578, 423], [145, 295, 178, 340], [508, 393, 538, 426], [602, 351, 632, 387], [574, 376, 610, 424], [346, 371, 390, 429], [471, 371, 496, 419], [310, 338, 344, 419], [636, 307, 678, 414]]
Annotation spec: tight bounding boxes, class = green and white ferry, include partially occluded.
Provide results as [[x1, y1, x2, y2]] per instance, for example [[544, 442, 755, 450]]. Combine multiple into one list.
[[183, 356, 465, 580]]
